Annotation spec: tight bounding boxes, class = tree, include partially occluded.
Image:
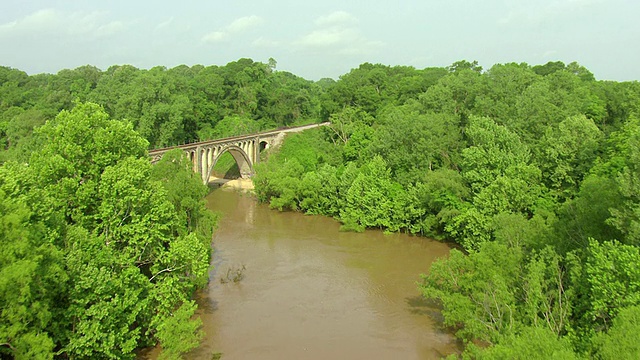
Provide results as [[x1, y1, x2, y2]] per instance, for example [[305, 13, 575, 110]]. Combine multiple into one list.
[[592, 305, 640, 359], [471, 326, 579, 360], [0, 184, 64, 360], [412, 168, 468, 238], [607, 118, 640, 246], [0, 102, 214, 359], [474, 63, 538, 123], [532, 61, 566, 77], [449, 116, 547, 249], [151, 149, 216, 238], [369, 106, 462, 185], [326, 106, 373, 148], [155, 301, 203, 360], [570, 239, 640, 340], [447, 60, 483, 74], [460, 116, 531, 192], [556, 175, 623, 253], [200, 115, 260, 140], [419, 67, 485, 118], [538, 115, 603, 197], [419, 242, 523, 343], [340, 156, 406, 232]]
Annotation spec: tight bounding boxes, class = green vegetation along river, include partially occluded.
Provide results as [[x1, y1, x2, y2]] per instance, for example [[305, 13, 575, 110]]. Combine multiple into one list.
[[185, 188, 458, 359]]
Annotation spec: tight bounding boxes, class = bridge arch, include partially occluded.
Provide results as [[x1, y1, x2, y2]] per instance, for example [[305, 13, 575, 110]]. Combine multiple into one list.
[[206, 144, 253, 181]]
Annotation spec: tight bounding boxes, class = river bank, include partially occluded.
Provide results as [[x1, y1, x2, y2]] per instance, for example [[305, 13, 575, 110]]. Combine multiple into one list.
[[209, 176, 255, 191]]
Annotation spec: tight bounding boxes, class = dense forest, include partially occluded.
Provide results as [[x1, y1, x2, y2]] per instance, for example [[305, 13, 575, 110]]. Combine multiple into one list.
[[251, 60, 640, 358], [1, 58, 639, 359]]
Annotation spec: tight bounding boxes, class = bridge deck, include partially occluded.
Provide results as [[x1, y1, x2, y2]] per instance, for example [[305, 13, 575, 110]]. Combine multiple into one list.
[[148, 122, 329, 155]]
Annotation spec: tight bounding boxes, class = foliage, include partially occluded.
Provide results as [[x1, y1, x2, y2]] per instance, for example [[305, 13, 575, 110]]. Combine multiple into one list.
[[340, 156, 407, 232], [420, 242, 523, 343], [2, 58, 640, 358], [242, 58, 640, 358], [469, 326, 580, 360], [591, 305, 640, 359], [1, 59, 325, 157], [369, 106, 462, 184], [569, 240, 640, 337], [420, 243, 573, 347], [0, 103, 215, 359], [537, 115, 603, 197], [155, 301, 203, 360], [606, 117, 640, 246], [0, 187, 63, 360]]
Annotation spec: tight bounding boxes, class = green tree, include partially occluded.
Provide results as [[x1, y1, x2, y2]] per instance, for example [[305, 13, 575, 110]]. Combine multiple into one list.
[[412, 168, 468, 238], [556, 174, 623, 253], [607, 119, 640, 246], [538, 115, 603, 197], [460, 116, 531, 192], [0, 185, 65, 360], [419, 66, 484, 118], [419, 242, 523, 343], [471, 326, 579, 360], [199, 115, 260, 140], [340, 156, 406, 232], [592, 305, 640, 359], [532, 61, 567, 77], [447, 60, 483, 74], [369, 107, 462, 185], [0, 102, 214, 359], [569, 239, 640, 341], [450, 116, 547, 249], [474, 62, 538, 123]]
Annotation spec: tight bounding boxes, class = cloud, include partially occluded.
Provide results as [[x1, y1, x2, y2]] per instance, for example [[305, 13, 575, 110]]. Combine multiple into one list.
[[202, 15, 264, 43], [252, 36, 280, 48], [0, 8, 60, 34], [337, 40, 385, 56], [156, 17, 174, 30], [227, 15, 264, 33], [294, 11, 383, 56], [96, 21, 125, 37], [499, 0, 603, 25], [315, 11, 358, 26], [202, 31, 226, 43], [298, 27, 358, 47], [0, 8, 126, 38]]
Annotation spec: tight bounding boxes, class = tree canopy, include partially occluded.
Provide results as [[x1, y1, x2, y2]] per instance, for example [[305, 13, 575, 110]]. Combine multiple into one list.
[[1, 58, 640, 358], [247, 60, 640, 358], [1, 103, 215, 359]]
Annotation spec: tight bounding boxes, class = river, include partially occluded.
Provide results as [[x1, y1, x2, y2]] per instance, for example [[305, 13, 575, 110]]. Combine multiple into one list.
[[143, 187, 459, 359]]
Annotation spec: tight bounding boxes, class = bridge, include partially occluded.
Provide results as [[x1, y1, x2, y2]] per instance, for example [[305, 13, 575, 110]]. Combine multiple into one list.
[[149, 122, 329, 184]]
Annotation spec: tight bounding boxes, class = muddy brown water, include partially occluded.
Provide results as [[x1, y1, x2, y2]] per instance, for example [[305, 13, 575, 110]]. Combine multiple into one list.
[[143, 188, 459, 359]]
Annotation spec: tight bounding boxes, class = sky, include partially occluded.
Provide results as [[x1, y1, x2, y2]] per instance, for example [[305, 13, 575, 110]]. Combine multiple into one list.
[[0, 0, 639, 81]]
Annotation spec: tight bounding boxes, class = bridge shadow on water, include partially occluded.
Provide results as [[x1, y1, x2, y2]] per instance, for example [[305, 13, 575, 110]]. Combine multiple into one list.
[[406, 295, 464, 357], [195, 291, 219, 314], [406, 295, 445, 321], [208, 178, 232, 189]]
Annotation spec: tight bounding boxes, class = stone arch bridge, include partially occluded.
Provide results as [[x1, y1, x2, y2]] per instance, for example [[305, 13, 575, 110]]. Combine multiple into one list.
[[149, 122, 329, 184]]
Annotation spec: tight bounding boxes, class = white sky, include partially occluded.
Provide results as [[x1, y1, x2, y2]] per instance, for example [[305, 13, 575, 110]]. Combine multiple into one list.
[[0, 0, 638, 81]]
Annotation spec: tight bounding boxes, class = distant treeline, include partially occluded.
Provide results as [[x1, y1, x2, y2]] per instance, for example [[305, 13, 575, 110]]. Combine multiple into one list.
[[0, 58, 325, 161]]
